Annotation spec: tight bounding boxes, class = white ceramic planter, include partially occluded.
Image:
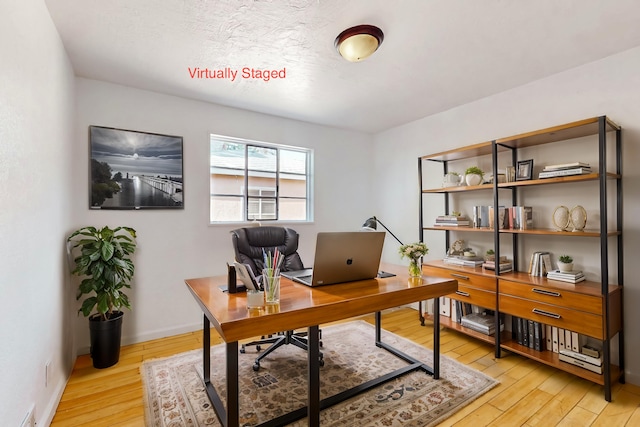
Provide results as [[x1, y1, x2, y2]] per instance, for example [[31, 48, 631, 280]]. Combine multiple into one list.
[[465, 173, 482, 186], [558, 262, 573, 272]]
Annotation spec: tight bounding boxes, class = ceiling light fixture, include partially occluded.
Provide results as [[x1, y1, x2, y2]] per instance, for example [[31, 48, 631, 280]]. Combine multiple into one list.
[[335, 24, 384, 62]]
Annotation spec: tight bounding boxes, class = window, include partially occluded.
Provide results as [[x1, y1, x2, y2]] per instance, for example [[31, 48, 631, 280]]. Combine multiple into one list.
[[210, 135, 313, 223]]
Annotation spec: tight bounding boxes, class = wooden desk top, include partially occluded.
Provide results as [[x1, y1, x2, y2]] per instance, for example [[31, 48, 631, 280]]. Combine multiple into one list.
[[185, 263, 457, 342]]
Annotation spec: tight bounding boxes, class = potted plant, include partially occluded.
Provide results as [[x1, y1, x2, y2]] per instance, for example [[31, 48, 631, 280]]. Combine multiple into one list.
[[464, 166, 484, 186], [68, 226, 137, 368], [558, 255, 573, 272], [485, 249, 495, 262]]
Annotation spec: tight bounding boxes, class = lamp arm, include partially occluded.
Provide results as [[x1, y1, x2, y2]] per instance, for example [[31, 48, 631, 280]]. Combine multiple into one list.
[[374, 217, 404, 246]]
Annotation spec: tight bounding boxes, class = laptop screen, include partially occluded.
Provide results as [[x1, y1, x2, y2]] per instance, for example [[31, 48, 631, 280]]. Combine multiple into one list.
[[284, 231, 385, 286]]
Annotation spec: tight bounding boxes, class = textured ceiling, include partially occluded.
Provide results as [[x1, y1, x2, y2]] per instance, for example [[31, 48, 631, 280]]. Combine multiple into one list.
[[45, 0, 640, 133]]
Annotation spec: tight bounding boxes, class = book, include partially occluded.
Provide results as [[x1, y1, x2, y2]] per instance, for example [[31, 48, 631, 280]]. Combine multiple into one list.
[[559, 353, 603, 374], [571, 331, 587, 353], [547, 272, 586, 283], [539, 167, 592, 178], [543, 162, 590, 170], [547, 269, 584, 277], [582, 344, 601, 358], [559, 348, 603, 366], [461, 313, 503, 335], [482, 261, 513, 272], [444, 256, 484, 267], [439, 297, 451, 317], [529, 251, 551, 276], [552, 327, 559, 353]]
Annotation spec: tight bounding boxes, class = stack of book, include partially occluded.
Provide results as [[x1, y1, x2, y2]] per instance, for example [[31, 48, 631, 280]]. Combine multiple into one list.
[[559, 348, 603, 374], [461, 313, 503, 335], [482, 259, 513, 272], [444, 255, 484, 267], [529, 251, 552, 276], [538, 162, 591, 179], [547, 270, 586, 283], [434, 215, 471, 227]]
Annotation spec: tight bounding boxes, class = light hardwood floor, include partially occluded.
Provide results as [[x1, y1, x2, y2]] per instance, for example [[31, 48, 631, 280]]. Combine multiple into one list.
[[51, 308, 640, 426]]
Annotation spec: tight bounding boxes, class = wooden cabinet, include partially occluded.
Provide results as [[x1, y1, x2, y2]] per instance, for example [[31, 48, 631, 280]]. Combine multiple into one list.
[[418, 116, 623, 401]]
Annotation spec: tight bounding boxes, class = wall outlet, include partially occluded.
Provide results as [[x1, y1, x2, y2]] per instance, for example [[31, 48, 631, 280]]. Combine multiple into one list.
[[20, 405, 36, 427], [45, 360, 51, 388]]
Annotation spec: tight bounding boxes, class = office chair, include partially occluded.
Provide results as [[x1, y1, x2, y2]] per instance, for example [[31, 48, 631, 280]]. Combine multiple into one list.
[[231, 226, 323, 371]]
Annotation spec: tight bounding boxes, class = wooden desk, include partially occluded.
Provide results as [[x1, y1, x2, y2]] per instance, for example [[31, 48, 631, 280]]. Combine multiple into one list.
[[185, 264, 457, 427]]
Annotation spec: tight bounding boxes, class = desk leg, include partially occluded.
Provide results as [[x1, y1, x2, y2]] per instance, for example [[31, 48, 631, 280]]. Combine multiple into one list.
[[307, 325, 320, 427], [433, 297, 440, 379], [226, 341, 239, 427], [202, 315, 239, 427]]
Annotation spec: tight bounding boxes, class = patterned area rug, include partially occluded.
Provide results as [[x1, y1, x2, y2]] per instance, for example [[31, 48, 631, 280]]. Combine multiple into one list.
[[142, 320, 498, 426]]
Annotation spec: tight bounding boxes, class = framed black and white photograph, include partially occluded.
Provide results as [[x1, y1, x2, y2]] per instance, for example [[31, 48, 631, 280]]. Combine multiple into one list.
[[89, 126, 183, 209], [516, 159, 534, 181]]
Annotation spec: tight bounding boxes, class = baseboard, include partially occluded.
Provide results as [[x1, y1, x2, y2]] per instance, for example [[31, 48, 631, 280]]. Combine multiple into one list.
[[41, 377, 67, 426], [77, 321, 202, 355]]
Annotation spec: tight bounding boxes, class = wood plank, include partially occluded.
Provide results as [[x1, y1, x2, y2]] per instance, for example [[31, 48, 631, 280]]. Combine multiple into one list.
[[50, 307, 639, 427]]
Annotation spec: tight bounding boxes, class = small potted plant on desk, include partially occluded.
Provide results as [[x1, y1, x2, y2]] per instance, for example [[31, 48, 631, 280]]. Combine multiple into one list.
[[464, 166, 484, 186], [558, 255, 573, 272], [67, 226, 137, 368]]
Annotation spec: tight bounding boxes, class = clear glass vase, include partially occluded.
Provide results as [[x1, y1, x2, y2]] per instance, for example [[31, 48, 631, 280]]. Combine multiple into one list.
[[408, 259, 422, 278]]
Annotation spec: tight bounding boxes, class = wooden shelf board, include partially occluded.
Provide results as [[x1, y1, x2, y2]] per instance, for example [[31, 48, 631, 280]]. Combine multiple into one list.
[[424, 226, 493, 233], [423, 183, 494, 193], [424, 227, 619, 237], [495, 117, 620, 149], [420, 141, 496, 162], [500, 340, 621, 385]]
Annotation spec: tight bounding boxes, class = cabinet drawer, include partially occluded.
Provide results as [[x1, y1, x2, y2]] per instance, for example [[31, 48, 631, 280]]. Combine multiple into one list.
[[499, 294, 603, 338], [423, 265, 495, 292], [500, 280, 602, 315], [449, 285, 496, 310]]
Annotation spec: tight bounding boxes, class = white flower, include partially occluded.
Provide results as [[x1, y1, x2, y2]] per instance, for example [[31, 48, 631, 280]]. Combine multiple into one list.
[[398, 242, 428, 260]]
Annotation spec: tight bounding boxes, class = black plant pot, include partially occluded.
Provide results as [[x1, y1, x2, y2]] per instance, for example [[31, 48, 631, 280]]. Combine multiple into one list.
[[89, 311, 124, 369]]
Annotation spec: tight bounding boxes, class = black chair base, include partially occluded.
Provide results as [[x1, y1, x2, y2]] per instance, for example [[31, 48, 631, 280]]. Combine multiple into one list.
[[241, 330, 323, 371]]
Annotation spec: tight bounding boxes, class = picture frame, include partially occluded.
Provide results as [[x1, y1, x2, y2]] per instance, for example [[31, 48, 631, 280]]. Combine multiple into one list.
[[89, 126, 183, 209], [516, 159, 534, 181]]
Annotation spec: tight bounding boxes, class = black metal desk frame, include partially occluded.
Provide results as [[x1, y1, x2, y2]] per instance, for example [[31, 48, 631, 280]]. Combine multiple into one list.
[[201, 300, 441, 427]]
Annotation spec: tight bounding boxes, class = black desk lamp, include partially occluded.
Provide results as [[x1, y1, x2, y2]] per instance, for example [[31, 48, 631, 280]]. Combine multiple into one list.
[[363, 216, 429, 325], [361, 216, 404, 246]]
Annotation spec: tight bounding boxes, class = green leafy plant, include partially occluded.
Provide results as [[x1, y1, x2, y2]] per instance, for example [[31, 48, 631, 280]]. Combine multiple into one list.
[[558, 255, 573, 263], [464, 166, 484, 176], [68, 226, 137, 320], [486, 249, 495, 255]]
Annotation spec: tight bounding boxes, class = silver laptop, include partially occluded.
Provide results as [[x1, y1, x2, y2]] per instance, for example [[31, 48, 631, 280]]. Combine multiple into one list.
[[282, 231, 385, 286]]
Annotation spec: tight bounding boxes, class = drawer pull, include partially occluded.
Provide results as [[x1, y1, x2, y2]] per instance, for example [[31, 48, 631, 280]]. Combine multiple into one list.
[[455, 291, 470, 297], [532, 308, 561, 319], [450, 273, 470, 280], [532, 288, 561, 297]]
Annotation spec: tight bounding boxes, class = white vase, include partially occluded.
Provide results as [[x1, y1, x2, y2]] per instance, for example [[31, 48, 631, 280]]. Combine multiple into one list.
[[465, 174, 482, 186]]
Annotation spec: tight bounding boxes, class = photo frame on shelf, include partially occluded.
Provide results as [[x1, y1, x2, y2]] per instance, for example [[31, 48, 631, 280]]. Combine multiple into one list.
[[516, 159, 534, 181], [89, 126, 184, 210]]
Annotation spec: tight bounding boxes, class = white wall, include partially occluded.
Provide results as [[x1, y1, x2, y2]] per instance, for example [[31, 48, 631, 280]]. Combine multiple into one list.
[[73, 78, 374, 351], [0, 0, 76, 425], [373, 46, 640, 386]]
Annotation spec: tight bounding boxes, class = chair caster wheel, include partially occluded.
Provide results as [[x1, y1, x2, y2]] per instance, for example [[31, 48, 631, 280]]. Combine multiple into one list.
[[319, 359, 325, 367], [253, 363, 260, 371], [319, 341, 323, 348], [256, 345, 261, 352], [240, 346, 246, 354]]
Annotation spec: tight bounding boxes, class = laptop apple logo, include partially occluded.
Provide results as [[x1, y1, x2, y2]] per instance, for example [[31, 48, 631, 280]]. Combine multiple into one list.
[[346, 258, 353, 265]]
